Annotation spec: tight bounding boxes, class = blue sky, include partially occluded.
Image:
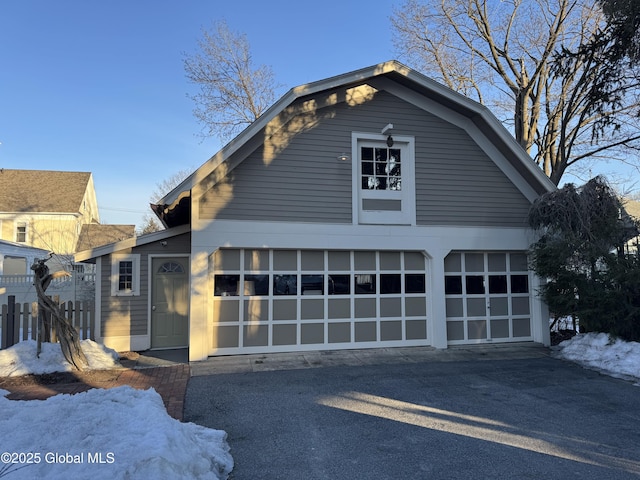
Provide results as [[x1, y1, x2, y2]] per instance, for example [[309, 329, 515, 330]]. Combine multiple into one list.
[[0, 0, 399, 226], [1, 1, 634, 229]]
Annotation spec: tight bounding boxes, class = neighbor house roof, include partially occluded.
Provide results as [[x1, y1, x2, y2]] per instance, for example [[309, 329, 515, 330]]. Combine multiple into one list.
[[75, 224, 136, 252], [153, 60, 556, 228], [0, 238, 50, 256], [74, 224, 190, 263], [0, 169, 92, 213]]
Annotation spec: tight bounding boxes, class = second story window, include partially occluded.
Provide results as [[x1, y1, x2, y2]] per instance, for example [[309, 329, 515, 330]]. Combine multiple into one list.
[[16, 222, 27, 243]]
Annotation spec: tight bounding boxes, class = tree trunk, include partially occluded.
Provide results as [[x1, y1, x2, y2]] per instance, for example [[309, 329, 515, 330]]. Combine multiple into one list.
[[31, 259, 88, 371]]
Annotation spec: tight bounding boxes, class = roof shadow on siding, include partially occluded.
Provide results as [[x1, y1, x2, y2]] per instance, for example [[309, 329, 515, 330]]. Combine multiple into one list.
[[197, 84, 379, 223]]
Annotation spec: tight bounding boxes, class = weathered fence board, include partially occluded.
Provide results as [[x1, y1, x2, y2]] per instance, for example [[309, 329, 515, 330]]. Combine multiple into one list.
[[0, 300, 95, 349]]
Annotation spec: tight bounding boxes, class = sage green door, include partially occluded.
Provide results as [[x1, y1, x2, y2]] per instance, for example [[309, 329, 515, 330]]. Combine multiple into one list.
[[151, 257, 189, 348]]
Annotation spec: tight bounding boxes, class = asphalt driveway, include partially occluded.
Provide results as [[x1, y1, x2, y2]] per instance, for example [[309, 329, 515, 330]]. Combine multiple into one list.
[[184, 346, 640, 480]]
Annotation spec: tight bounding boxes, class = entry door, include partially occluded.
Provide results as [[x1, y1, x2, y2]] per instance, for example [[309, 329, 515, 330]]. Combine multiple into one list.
[[445, 252, 532, 343], [151, 257, 189, 349]]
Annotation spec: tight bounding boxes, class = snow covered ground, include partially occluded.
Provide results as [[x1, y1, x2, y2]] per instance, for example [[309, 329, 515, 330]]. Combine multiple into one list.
[[0, 333, 638, 479], [0, 340, 233, 479], [552, 332, 640, 384], [0, 339, 120, 377]]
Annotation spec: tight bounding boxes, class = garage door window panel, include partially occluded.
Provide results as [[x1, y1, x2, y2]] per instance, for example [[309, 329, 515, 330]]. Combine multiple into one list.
[[380, 274, 401, 294], [405, 274, 426, 293], [511, 275, 529, 294], [214, 275, 240, 296], [355, 274, 376, 294], [244, 274, 269, 296], [274, 275, 297, 295], [329, 275, 351, 295], [445, 276, 462, 295], [465, 276, 485, 295], [302, 275, 324, 295]]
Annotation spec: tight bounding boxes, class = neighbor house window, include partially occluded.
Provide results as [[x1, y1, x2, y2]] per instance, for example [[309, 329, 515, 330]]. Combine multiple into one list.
[[16, 222, 27, 243], [111, 254, 140, 296]]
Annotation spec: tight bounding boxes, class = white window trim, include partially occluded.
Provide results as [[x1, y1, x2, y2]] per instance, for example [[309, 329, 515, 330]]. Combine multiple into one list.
[[351, 132, 416, 226], [111, 254, 141, 296], [15, 221, 28, 243]]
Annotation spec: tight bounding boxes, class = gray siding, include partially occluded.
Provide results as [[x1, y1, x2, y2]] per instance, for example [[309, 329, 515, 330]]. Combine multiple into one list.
[[199, 89, 533, 227], [413, 119, 532, 227], [99, 233, 190, 337], [100, 253, 148, 337], [199, 115, 354, 223]]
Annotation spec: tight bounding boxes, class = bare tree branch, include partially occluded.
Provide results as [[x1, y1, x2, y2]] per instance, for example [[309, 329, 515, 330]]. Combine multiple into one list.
[[392, 0, 640, 186], [184, 20, 282, 142]]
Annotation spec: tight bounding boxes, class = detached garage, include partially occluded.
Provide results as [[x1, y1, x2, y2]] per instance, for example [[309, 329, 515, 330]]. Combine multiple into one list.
[[76, 61, 554, 361]]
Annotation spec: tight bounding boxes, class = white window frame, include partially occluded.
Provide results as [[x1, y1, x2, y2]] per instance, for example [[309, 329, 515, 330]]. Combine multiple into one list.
[[15, 221, 28, 243], [352, 132, 416, 226], [111, 254, 141, 296]]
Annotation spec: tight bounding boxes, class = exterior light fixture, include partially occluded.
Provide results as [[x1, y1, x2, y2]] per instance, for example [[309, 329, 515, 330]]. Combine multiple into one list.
[[382, 123, 394, 147], [337, 153, 351, 161]]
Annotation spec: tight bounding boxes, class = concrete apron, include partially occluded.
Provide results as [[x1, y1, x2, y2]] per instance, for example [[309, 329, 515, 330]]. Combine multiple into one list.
[[190, 343, 551, 376]]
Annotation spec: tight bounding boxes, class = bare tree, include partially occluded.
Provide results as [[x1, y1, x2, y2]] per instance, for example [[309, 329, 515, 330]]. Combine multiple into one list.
[[32, 258, 88, 370], [392, 0, 640, 185], [138, 213, 162, 235], [184, 20, 282, 142], [554, 0, 640, 139]]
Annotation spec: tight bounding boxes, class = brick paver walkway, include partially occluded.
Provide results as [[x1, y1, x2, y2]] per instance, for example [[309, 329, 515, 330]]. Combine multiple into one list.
[[0, 364, 190, 421]]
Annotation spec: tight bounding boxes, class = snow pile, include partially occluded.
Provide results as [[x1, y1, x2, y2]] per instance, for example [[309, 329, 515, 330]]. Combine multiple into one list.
[[554, 332, 640, 382], [0, 340, 120, 377], [0, 386, 233, 479]]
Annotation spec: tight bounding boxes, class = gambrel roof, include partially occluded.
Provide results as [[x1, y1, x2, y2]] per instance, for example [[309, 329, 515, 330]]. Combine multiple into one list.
[[153, 60, 555, 227], [0, 169, 93, 214]]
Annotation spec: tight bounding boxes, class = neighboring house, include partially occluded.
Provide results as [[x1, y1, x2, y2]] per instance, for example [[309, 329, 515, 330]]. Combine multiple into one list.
[[76, 61, 556, 361], [0, 170, 136, 306], [0, 240, 51, 305], [622, 199, 640, 253], [0, 169, 100, 272], [0, 239, 49, 276]]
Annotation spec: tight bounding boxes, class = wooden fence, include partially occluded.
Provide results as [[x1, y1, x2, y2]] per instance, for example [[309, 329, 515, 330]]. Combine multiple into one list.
[[0, 297, 95, 349]]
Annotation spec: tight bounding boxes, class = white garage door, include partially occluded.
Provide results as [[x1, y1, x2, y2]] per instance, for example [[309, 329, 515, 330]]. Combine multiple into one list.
[[210, 249, 430, 355], [444, 252, 533, 344]]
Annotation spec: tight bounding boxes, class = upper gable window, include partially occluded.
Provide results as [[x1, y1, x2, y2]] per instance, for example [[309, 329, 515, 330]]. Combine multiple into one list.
[[353, 133, 415, 225], [361, 146, 402, 191]]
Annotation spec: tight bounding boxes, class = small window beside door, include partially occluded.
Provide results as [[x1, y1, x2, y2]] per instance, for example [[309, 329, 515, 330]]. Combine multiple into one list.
[[111, 254, 141, 296]]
